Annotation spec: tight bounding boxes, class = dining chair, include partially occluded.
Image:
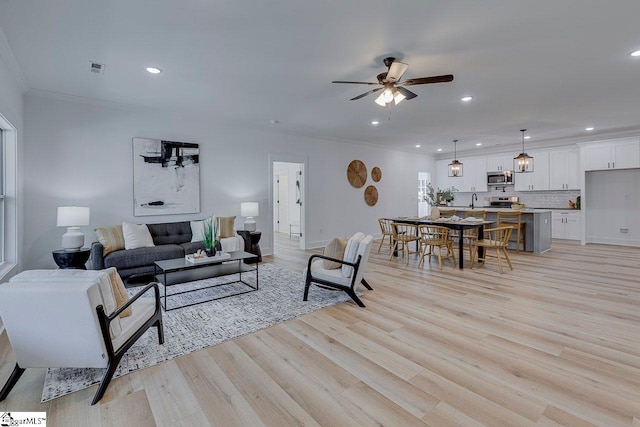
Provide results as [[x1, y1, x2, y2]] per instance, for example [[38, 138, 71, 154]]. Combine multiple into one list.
[[437, 208, 457, 217], [437, 209, 459, 241], [497, 211, 526, 252], [470, 225, 514, 273], [377, 218, 393, 253], [418, 225, 456, 269], [463, 210, 487, 259], [390, 223, 421, 264]]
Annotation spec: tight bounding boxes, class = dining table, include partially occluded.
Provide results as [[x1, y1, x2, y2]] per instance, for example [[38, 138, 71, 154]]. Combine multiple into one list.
[[387, 216, 494, 269]]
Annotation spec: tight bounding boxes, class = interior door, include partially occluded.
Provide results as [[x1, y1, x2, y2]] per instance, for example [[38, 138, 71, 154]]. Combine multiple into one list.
[[277, 174, 289, 233]]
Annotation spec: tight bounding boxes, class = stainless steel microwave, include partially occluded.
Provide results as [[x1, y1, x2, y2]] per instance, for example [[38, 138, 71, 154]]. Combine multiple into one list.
[[487, 171, 514, 186]]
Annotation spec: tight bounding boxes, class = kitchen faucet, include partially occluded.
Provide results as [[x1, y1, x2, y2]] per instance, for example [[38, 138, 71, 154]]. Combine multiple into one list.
[[471, 193, 478, 209]]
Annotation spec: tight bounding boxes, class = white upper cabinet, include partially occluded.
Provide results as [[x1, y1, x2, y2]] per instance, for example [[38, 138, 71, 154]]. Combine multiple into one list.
[[582, 139, 640, 171], [486, 155, 514, 172], [436, 159, 453, 190], [514, 150, 549, 191], [436, 157, 487, 192], [549, 147, 579, 190], [457, 157, 488, 192]]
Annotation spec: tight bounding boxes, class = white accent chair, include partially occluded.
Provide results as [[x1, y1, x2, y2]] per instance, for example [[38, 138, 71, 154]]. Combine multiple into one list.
[[0, 269, 163, 405], [303, 234, 374, 307]]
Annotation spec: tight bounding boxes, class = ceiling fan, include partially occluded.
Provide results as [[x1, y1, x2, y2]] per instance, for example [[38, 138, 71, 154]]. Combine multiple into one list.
[[332, 57, 454, 107]]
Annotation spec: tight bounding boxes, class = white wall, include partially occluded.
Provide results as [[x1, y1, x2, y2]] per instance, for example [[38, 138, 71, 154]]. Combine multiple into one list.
[[23, 94, 435, 269]]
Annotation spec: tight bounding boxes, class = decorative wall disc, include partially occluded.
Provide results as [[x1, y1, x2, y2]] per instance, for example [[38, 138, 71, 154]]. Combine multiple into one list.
[[371, 166, 382, 182], [347, 160, 367, 188], [364, 185, 378, 206]]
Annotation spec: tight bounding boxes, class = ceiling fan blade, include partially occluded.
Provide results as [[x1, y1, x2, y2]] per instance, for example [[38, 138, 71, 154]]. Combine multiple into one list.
[[332, 81, 380, 85], [386, 61, 408, 82], [396, 86, 418, 100], [400, 74, 454, 86], [350, 87, 383, 100]]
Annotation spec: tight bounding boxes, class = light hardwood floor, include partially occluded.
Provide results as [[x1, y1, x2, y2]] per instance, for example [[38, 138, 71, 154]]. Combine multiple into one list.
[[1, 234, 639, 426]]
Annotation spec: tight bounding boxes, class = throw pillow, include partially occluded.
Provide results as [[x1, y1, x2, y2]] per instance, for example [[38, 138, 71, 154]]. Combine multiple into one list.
[[218, 216, 236, 238], [105, 267, 132, 318], [122, 221, 155, 250], [94, 225, 125, 256], [190, 220, 204, 242], [323, 236, 347, 269], [342, 232, 364, 277]]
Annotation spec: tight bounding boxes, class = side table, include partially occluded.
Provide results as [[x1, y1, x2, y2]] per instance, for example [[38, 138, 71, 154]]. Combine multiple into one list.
[[236, 230, 262, 264], [52, 248, 91, 269]]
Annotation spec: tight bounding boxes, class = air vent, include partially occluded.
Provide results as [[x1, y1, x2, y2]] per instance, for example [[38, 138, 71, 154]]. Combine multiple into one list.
[[89, 62, 105, 74]]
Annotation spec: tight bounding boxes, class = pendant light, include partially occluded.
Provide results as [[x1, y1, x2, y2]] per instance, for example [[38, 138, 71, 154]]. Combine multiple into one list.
[[448, 139, 463, 177], [514, 129, 534, 173]]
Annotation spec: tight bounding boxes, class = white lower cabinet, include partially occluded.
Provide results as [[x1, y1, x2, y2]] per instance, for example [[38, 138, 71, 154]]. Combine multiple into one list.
[[552, 211, 581, 240]]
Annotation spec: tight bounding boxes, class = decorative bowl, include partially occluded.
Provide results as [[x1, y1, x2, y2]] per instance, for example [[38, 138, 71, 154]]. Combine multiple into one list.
[[511, 204, 525, 210]]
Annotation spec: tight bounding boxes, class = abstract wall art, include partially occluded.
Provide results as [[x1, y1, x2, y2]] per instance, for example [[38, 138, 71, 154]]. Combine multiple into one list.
[[133, 138, 200, 216]]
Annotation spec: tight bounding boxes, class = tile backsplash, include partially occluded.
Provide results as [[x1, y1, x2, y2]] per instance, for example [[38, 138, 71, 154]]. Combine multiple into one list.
[[456, 187, 581, 209]]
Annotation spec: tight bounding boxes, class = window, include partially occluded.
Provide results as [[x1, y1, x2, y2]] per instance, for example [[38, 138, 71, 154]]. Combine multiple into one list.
[[0, 113, 18, 279]]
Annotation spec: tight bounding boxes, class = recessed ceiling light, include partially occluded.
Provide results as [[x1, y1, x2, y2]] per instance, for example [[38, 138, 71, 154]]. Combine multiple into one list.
[[270, 119, 280, 124], [436, 148, 443, 152], [476, 143, 482, 146], [585, 126, 595, 131], [145, 67, 162, 74], [371, 121, 380, 125], [524, 135, 531, 140], [415, 144, 421, 148], [461, 96, 473, 102], [630, 50, 640, 57]]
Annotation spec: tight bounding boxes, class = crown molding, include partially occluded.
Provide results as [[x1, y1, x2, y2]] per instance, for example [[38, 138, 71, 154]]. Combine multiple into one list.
[[0, 25, 29, 92], [26, 88, 168, 114]]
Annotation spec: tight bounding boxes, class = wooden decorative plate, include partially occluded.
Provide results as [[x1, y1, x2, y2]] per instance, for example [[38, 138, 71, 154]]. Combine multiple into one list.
[[371, 166, 382, 182], [347, 160, 367, 188], [364, 185, 378, 206]]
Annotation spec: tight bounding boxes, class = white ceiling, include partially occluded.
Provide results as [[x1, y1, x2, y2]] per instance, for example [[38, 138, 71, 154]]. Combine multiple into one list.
[[2, 0, 640, 155]]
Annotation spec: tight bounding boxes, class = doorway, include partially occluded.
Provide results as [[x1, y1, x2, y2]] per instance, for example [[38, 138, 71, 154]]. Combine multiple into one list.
[[418, 172, 431, 217], [272, 161, 304, 254]]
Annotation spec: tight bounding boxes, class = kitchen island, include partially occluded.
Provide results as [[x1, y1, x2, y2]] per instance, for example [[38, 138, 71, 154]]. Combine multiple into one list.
[[442, 207, 552, 253]]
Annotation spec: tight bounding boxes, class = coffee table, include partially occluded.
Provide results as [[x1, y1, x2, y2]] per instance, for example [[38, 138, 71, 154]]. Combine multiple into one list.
[[154, 251, 258, 311]]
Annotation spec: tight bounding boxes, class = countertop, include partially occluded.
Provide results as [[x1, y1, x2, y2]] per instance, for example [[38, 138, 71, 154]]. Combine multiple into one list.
[[444, 206, 553, 213]]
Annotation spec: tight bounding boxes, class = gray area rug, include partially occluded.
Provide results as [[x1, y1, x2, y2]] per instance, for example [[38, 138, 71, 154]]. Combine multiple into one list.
[[41, 263, 356, 402]]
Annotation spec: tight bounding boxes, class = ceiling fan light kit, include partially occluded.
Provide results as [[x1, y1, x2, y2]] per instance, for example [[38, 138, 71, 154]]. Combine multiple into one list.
[[448, 139, 463, 177], [333, 56, 453, 107], [514, 129, 534, 173]]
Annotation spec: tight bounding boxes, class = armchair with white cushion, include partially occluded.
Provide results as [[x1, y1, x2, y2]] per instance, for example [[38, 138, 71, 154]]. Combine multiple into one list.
[[0, 268, 163, 405], [303, 233, 374, 307]]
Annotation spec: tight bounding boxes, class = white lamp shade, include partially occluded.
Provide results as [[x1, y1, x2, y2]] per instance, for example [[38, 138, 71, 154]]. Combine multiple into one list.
[[240, 202, 259, 218], [57, 206, 90, 226]]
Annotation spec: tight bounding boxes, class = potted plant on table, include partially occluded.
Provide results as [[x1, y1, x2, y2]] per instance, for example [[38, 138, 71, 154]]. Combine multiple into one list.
[[202, 216, 220, 256], [425, 183, 458, 206]]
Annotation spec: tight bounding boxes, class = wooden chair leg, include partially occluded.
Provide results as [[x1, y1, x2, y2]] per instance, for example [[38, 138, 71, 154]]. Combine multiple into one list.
[[361, 278, 373, 290], [449, 243, 456, 267], [503, 248, 513, 270], [496, 249, 504, 274]]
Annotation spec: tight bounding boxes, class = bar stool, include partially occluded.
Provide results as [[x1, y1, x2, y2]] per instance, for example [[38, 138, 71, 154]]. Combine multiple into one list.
[[497, 211, 525, 252]]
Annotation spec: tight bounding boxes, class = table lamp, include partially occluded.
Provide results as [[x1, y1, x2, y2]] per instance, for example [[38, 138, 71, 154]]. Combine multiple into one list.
[[57, 206, 90, 251], [240, 202, 259, 232]]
